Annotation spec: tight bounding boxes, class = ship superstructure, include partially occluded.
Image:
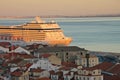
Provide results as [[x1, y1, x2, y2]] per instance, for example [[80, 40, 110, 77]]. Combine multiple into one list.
[[0, 16, 72, 46]]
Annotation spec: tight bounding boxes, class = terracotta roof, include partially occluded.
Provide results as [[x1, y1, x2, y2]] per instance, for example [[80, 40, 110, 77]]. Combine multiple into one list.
[[0, 54, 4, 58], [26, 44, 48, 50], [0, 42, 11, 48], [106, 63, 120, 75], [3, 52, 19, 59], [82, 66, 100, 71], [25, 63, 33, 68], [30, 68, 45, 73], [81, 62, 115, 71], [9, 45, 18, 51], [40, 53, 52, 58], [3, 52, 36, 60], [59, 66, 71, 71], [8, 58, 23, 64], [2, 58, 23, 67], [104, 74, 120, 80], [91, 62, 114, 71], [1, 53, 36, 67], [11, 70, 23, 77], [19, 54, 36, 59], [26, 44, 40, 50], [37, 77, 51, 80], [62, 62, 77, 68]]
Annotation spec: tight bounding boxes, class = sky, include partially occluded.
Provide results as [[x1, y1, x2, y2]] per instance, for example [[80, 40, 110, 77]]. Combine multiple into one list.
[[0, 0, 120, 16]]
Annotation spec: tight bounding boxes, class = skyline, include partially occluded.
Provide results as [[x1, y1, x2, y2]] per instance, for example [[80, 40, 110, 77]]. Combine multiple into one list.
[[0, 0, 120, 16]]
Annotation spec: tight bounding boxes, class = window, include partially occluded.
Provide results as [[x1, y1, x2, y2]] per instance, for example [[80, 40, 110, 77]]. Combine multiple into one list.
[[64, 77, 68, 80], [87, 78, 89, 80], [66, 52, 68, 55], [83, 77, 85, 80], [98, 70, 101, 73], [84, 71, 86, 74], [93, 71, 95, 74], [99, 77, 101, 80], [79, 70, 82, 74], [81, 52, 83, 55], [5, 37, 7, 40], [75, 76, 78, 80], [56, 53, 58, 56], [79, 77, 81, 80]]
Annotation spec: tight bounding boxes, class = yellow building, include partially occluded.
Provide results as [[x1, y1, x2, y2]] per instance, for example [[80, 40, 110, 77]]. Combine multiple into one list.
[[36, 46, 87, 62], [75, 53, 99, 67], [48, 55, 61, 65], [40, 54, 61, 65], [75, 66, 103, 80]]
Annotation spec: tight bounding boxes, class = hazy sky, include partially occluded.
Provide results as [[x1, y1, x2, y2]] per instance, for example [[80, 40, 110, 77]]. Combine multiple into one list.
[[0, 0, 120, 16]]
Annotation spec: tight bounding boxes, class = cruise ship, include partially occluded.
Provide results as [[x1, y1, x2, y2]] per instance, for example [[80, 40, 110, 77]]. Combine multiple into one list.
[[0, 16, 72, 46]]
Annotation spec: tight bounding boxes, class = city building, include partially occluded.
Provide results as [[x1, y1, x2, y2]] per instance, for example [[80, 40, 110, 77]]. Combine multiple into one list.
[[29, 68, 50, 79], [74, 66, 103, 80], [75, 53, 99, 67], [35, 46, 87, 62], [40, 54, 61, 65], [11, 69, 29, 80]]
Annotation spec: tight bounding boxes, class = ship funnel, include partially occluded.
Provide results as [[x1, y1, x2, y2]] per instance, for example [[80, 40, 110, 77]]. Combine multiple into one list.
[[35, 16, 43, 23]]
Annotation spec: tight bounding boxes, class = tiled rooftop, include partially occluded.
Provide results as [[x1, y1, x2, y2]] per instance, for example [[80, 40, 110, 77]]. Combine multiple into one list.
[[25, 63, 33, 68], [91, 62, 114, 71], [62, 62, 78, 68], [2, 52, 36, 60], [37, 77, 51, 80], [59, 66, 71, 71], [30, 68, 45, 73], [106, 63, 120, 75], [0, 42, 11, 48], [104, 74, 120, 80], [40, 53, 52, 58], [11, 69, 23, 77]]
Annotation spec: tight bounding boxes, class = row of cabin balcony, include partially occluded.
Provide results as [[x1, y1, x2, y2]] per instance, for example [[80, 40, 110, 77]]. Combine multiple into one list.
[[0, 36, 23, 41]]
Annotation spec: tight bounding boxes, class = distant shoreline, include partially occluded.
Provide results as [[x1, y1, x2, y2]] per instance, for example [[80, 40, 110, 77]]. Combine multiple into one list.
[[89, 51, 120, 56], [0, 15, 120, 19]]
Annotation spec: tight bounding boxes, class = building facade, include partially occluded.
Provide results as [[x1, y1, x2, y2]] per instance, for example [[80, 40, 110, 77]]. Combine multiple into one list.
[[75, 53, 99, 67], [75, 67, 103, 80], [36, 46, 87, 62]]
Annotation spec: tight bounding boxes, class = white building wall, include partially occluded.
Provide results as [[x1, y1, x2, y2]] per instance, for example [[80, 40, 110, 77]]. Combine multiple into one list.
[[0, 46, 9, 52], [29, 58, 59, 71], [14, 47, 30, 54]]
